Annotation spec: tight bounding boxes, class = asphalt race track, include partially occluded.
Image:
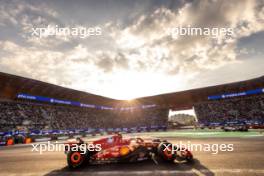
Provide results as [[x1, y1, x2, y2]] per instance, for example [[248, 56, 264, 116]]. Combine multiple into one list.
[[0, 136, 264, 176]]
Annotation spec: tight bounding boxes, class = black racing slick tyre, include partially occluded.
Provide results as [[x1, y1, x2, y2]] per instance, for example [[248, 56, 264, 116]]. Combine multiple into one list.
[[67, 150, 88, 169], [157, 142, 176, 162], [175, 148, 193, 163]]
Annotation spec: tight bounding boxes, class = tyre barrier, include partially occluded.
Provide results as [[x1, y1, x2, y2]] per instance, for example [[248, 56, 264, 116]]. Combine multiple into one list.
[[6, 139, 14, 146], [24, 137, 32, 144]]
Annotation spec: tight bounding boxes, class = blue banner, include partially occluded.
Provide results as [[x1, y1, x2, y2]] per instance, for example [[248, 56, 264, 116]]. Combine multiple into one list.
[[17, 93, 156, 110], [208, 88, 264, 100]]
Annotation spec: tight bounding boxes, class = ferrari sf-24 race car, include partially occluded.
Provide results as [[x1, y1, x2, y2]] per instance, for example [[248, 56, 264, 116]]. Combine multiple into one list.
[[64, 134, 193, 169]]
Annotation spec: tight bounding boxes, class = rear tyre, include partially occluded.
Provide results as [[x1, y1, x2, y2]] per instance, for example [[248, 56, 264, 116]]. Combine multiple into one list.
[[175, 149, 193, 163], [67, 151, 87, 169]]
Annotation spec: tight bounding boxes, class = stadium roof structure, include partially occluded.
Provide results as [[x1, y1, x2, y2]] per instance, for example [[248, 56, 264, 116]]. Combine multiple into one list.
[[0, 72, 117, 106], [136, 76, 264, 110], [0, 72, 264, 110]]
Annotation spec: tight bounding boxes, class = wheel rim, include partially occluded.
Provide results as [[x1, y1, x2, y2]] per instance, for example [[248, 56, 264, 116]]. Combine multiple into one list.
[[70, 152, 82, 163]]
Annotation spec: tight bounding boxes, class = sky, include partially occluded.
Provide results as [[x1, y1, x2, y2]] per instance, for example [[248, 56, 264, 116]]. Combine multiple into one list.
[[0, 0, 263, 100]]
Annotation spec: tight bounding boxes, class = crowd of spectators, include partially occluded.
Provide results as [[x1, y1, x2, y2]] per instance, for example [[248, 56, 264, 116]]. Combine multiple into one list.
[[0, 100, 169, 132], [194, 95, 264, 124]]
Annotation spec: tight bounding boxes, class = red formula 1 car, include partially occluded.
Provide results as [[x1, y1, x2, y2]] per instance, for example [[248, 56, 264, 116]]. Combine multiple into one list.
[[64, 134, 193, 169]]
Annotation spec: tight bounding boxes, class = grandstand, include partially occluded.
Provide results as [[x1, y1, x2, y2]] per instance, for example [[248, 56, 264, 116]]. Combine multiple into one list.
[[195, 94, 264, 125], [0, 72, 264, 134]]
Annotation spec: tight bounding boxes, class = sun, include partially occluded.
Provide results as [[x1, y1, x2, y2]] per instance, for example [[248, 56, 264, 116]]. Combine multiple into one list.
[[100, 70, 185, 100]]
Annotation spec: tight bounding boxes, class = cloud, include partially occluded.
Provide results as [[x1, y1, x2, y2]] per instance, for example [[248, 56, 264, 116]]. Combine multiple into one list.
[[104, 0, 263, 76], [0, 0, 57, 27], [0, 41, 95, 87], [0, 0, 263, 99]]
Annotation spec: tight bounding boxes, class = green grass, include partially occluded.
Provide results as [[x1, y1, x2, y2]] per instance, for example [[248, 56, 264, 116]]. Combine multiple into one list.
[[131, 129, 264, 138]]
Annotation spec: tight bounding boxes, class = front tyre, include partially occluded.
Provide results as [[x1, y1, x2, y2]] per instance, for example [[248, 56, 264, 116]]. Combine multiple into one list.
[[157, 142, 176, 162], [175, 148, 193, 163], [67, 151, 87, 169]]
